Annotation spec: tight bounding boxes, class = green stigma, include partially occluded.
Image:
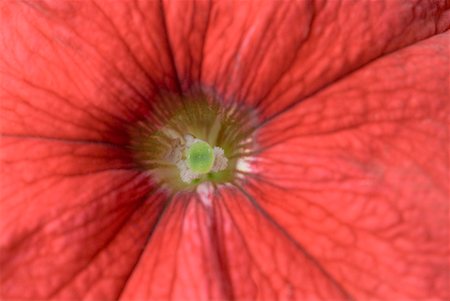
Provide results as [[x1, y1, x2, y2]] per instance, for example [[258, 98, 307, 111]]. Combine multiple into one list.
[[187, 141, 214, 174]]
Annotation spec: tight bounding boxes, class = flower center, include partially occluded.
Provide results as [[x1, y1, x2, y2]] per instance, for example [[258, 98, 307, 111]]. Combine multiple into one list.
[[175, 135, 228, 184], [128, 90, 256, 192], [187, 141, 214, 174]]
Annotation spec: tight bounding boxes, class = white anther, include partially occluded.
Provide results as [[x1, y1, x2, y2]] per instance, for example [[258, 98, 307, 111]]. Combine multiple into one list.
[[211, 147, 228, 172], [164, 138, 182, 162], [177, 160, 200, 183], [184, 135, 197, 147]]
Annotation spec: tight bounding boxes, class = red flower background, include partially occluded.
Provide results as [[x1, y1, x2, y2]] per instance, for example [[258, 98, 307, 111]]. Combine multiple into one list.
[[0, 1, 449, 300]]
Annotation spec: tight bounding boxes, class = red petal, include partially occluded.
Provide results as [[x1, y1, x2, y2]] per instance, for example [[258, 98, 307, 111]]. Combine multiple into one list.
[[1, 1, 448, 300], [249, 33, 449, 300], [216, 187, 352, 300], [120, 189, 352, 301], [162, 0, 449, 119], [1, 3, 180, 296], [0, 137, 169, 299], [0, 1, 181, 143], [120, 193, 229, 300]]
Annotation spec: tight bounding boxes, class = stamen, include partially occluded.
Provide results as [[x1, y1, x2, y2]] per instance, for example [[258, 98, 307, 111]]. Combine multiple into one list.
[[211, 147, 228, 172], [175, 135, 228, 183]]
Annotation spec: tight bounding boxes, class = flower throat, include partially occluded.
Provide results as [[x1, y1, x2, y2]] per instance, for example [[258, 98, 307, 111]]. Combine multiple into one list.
[[129, 90, 256, 192]]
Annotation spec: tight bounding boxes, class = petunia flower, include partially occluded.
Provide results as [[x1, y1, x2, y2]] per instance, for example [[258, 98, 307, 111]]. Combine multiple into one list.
[[1, 1, 449, 300]]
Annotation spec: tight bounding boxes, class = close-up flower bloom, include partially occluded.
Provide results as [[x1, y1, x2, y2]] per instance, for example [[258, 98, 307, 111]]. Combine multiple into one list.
[[0, 0, 449, 300]]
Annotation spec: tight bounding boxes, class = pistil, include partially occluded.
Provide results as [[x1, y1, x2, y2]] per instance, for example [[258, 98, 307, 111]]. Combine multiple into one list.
[[175, 135, 228, 183]]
